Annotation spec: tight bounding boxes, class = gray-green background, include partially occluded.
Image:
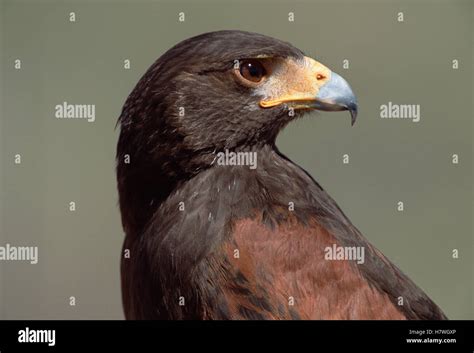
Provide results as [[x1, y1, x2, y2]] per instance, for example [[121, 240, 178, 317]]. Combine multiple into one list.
[[0, 0, 472, 319]]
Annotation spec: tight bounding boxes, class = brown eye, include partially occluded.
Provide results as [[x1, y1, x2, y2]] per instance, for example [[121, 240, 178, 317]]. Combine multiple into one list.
[[239, 60, 266, 83]]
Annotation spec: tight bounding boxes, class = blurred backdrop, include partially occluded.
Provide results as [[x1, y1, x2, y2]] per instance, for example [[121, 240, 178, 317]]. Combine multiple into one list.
[[0, 0, 472, 319]]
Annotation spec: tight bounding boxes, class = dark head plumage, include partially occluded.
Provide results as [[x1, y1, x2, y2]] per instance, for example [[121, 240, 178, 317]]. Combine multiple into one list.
[[117, 30, 356, 234]]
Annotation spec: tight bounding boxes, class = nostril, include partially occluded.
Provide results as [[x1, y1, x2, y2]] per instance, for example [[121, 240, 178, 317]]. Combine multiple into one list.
[[316, 74, 325, 81]]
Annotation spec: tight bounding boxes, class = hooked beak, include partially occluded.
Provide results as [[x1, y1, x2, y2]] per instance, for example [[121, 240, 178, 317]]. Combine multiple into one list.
[[313, 72, 358, 126], [259, 56, 358, 125]]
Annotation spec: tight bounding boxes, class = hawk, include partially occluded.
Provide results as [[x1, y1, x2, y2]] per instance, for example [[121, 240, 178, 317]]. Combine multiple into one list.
[[116, 30, 446, 320]]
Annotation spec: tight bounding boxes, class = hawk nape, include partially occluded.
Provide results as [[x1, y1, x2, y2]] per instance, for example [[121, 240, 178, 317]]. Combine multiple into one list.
[[116, 30, 446, 320]]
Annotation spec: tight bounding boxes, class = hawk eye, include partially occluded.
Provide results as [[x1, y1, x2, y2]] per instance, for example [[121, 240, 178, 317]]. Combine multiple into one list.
[[238, 60, 266, 83]]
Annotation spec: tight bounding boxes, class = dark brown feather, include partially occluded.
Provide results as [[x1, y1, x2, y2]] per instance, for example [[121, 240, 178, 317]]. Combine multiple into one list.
[[117, 31, 447, 320], [218, 214, 406, 319]]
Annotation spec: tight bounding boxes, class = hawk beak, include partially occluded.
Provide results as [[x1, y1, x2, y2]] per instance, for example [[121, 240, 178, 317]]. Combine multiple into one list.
[[259, 57, 358, 126], [313, 72, 358, 126]]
